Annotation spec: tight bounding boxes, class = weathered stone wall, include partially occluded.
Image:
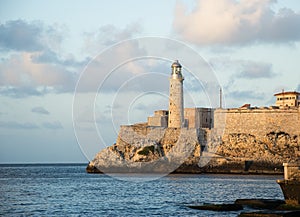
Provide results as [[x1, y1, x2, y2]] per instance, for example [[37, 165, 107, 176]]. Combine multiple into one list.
[[214, 107, 300, 138], [184, 108, 214, 129], [210, 107, 300, 170], [117, 125, 167, 147], [147, 116, 168, 127]]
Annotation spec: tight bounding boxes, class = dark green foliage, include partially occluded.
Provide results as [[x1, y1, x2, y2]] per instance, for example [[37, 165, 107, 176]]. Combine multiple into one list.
[[138, 145, 155, 155]]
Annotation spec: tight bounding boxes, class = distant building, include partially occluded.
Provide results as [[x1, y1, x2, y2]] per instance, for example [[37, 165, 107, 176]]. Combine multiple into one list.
[[274, 91, 300, 108]]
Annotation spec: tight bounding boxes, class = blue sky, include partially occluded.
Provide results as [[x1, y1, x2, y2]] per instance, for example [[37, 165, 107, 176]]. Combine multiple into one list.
[[1, 0, 300, 163]]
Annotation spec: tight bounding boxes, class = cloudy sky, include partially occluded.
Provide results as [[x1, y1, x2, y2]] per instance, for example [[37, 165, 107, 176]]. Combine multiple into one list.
[[1, 0, 300, 163]]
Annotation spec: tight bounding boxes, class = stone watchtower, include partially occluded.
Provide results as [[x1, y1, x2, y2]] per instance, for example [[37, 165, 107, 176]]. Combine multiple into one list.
[[168, 60, 184, 128]]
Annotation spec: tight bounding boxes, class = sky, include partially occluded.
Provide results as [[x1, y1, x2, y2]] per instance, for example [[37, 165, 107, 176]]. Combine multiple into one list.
[[0, 0, 300, 163]]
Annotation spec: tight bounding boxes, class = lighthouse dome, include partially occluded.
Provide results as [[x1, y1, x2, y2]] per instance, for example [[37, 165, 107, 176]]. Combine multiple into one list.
[[171, 60, 183, 79], [171, 60, 182, 68]]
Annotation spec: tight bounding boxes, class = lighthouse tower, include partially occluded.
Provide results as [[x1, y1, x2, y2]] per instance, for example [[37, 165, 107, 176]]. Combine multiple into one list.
[[168, 60, 184, 128]]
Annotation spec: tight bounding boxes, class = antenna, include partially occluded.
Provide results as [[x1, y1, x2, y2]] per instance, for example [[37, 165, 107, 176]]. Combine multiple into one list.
[[219, 87, 222, 109], [282, 89, 284, 107]]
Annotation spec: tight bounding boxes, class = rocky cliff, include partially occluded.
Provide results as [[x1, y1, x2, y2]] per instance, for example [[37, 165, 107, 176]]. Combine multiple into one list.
[[87, 122, 300, 174]]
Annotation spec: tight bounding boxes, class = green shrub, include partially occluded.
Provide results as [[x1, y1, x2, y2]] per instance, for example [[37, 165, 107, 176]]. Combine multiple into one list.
[[138, 145, 155, 155]]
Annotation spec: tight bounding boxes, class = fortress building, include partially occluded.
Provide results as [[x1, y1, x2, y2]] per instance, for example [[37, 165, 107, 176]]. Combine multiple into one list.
[[88, 60, 300, 174], [147, 60, 300, 131], [274, 91, 300, 108]]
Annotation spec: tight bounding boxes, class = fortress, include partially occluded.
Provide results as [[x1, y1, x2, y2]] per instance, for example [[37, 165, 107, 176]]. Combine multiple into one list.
[[147, 60, 300, 138], [87, 60, 300, 174]]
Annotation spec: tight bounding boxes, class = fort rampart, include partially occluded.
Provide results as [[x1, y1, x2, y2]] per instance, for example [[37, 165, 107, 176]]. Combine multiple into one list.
[[214, 107, 300, 138]]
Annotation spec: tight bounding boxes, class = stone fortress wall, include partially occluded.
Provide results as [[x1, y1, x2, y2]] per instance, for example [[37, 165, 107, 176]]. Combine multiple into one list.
[[214, 107, 300, 138], [206, 106, 300, 173]]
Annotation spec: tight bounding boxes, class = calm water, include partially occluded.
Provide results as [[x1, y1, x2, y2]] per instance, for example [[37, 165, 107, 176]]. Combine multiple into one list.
[[0, 164, 283, 216]]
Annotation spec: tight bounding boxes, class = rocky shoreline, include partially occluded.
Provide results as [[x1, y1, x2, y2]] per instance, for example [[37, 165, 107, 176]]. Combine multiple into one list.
[[86, 124, 299, 174], [87, 125, 299, 175], [86, 161, 284, 175], [188, 199, 300, 216]]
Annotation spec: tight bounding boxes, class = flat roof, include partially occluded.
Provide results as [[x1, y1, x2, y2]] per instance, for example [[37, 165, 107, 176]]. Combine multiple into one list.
[[274, 91, 300, 96]]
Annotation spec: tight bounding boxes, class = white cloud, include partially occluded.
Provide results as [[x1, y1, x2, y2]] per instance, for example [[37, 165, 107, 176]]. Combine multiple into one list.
[[83, 23, 142, 56], [0, 52, 77, 97], [173, 0, 300, 45]]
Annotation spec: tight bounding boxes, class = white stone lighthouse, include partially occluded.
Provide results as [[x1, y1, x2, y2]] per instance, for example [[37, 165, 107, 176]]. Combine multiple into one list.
[[168, 60, 184, 128]]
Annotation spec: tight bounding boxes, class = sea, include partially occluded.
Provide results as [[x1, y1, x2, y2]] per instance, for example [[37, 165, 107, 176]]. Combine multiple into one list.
[[0, 164, 284, 216]]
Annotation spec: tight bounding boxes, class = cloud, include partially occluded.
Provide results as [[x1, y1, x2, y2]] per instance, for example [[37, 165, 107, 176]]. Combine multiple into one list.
[[31, 106, 50, 115], [173, 0, 300, 45], [237, 60, 275, 79], [0, 121, 39, 129], [0, 19, 64, 52], [0, 20, 44, 51], [0, 52, 77, 97], [76, 47, 169, 93], [0, 22, 143, 98], [31, 49, 89, 68], [83, 23, 142, 56], [228, 90, 265, 100], [0, 19, 87, 98], [42, 121, 63, 129], [0, 86, 47, 98], [210, 57, 276, 80]]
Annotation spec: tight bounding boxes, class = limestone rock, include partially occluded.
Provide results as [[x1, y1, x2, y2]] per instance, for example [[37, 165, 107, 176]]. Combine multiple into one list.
[[87, 124, 299, 174]]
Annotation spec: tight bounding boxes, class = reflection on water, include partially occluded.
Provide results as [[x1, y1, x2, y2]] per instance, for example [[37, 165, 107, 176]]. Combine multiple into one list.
[[0, 164, 283, 216]]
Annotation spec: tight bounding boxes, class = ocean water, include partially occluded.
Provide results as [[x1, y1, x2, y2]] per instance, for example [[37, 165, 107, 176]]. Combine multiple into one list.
[[0, 164, 283, 216]]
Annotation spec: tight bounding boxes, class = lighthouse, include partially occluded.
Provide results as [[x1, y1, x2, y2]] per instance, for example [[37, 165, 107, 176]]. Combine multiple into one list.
[[168, 60, 184, 128]]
